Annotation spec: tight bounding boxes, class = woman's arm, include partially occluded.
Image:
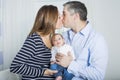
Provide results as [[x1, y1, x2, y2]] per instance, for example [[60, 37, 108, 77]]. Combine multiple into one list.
[[10, 37, 45, 77]]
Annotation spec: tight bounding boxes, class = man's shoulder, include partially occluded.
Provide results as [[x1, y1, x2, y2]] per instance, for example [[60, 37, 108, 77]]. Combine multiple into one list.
[[93, 31, 105, 40], [89, 29, 105, 40]]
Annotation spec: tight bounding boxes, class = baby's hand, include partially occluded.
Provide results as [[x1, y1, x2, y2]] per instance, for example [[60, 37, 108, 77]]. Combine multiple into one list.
[[44, 69, 58, 76], [51, 61, 56, 64]]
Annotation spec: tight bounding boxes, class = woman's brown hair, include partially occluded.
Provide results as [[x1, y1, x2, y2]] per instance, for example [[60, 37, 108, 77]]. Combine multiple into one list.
[[29, 5, 58, 36]]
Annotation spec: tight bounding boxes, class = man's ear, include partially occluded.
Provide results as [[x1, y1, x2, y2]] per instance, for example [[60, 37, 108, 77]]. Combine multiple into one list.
[[74, 13, 79, 20]]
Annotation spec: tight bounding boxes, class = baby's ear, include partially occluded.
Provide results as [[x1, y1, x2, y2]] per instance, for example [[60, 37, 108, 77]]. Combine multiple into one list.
[[63, 39, 65, 44]]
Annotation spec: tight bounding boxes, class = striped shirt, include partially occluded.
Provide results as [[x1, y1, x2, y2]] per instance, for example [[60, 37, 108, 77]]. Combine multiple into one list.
[[10, 32, 54, 80]]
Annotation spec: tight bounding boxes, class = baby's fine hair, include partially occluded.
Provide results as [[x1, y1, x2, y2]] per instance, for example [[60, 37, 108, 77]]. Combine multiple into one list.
[[51, 33, 64, 46]]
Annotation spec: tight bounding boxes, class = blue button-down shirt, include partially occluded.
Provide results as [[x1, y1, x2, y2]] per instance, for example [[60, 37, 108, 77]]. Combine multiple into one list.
[[62, 22, 108, 80]]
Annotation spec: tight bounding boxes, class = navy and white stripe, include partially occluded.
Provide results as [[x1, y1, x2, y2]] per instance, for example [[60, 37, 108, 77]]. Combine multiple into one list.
[[10, 32, 54, 80]]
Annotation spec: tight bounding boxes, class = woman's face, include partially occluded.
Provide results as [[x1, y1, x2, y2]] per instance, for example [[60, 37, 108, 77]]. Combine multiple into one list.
[[55, 13, 63, 29]]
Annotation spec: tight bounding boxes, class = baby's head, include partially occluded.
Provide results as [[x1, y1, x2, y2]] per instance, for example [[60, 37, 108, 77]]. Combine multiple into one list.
[[51, 33, 65, 47]]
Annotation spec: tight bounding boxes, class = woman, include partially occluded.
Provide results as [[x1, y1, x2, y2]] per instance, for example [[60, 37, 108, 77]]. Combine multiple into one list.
[[10, 5, 63, 80]]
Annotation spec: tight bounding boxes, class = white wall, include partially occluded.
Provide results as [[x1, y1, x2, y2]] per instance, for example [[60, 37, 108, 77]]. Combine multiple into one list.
[[91, 0, 120, 80], [1, 0, 120, 80]]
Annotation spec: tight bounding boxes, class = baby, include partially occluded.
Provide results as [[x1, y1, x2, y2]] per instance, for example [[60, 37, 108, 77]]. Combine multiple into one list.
[[50, 33, 75, 80]]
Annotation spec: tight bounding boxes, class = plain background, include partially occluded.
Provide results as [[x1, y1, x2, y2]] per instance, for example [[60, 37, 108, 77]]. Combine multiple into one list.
[[0, 0, 120, 80]]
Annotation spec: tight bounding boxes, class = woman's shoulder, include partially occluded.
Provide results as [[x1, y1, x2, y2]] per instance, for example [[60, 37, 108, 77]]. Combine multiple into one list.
[[25, 32, 43, 44], [28, 32, 39, 38], [28, 32, 41, 40]]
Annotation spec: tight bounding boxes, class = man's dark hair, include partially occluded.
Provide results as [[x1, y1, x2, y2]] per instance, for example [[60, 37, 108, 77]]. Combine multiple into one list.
[[64, 1, 87, 21]]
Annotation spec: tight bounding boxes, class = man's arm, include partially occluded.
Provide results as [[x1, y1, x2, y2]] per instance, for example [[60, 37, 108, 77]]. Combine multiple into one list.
[[56, 35, 108, 80], [67, 35, 108, 80]]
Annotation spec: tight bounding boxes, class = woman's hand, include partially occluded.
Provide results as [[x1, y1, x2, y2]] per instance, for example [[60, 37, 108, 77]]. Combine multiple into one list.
[[44, 69, 58, 76]]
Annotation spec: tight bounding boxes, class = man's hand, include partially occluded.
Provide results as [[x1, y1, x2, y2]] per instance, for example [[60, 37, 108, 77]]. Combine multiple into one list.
[[44, 69, 58, 76], [55, 52, 73, 67]]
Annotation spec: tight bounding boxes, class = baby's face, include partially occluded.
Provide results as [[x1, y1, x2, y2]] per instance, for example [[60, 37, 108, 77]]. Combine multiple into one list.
[[52, 35, 64, 47]]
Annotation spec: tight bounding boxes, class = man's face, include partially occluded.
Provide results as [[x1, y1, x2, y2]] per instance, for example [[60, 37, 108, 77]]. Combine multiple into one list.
[[62, 6, 74, 28]]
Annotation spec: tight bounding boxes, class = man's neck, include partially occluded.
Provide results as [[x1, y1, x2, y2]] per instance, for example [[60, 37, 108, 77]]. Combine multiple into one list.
[[72, 21, 87, 33]]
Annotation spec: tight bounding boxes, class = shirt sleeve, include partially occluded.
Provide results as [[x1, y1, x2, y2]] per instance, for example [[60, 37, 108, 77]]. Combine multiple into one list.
[[10, 37, 46, 77], [68, 35, 108, 80]]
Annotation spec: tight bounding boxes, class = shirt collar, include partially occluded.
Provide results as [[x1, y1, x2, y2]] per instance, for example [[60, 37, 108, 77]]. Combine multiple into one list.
[[68, 21, 92, 40], [80, 21, 92, 38]]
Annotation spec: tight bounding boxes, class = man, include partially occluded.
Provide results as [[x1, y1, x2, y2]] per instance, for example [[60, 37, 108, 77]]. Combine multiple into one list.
[[56, 1, 108, 80]]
